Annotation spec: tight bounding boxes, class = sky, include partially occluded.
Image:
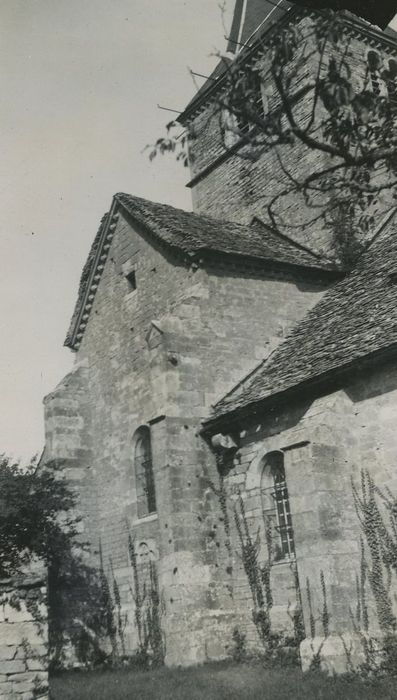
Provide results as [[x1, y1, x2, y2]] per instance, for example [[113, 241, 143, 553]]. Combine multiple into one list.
[[0, 0, 234, 461], [0, 2, 396, 462]]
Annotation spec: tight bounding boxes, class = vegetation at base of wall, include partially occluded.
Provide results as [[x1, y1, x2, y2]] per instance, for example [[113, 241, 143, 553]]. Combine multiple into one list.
[[211, 457, 397, 677], [0, 454, 110, 671], [63, 533, 165, 672], [49, 544, 111, 671], [50, 661, 397, 700], [233, 494, 304, 664], [347, 469, 397, 676], [353, 471, 397, 635], [231, 627, 247, 663], [127, 532, 165, 668]]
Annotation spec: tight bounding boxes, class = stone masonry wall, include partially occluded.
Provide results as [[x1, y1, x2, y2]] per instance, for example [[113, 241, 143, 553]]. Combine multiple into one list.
[[186, 15, 397, 255], [0, 572, 48, 699], [217, 358, 397, 670], [43, 205, 331, 665]]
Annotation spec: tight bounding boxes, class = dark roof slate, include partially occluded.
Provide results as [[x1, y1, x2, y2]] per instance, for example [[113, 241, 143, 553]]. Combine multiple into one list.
[[65, 192, 337, 350], [209, 209, 397, 422], [238, 0, 291, 45], [115, 193, 335, 269]]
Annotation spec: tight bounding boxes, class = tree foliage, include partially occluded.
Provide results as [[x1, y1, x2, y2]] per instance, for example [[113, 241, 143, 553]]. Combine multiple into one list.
[[0, 455, 78, 578], [149, 10, 397, 263], [0, 455, 112, 668]]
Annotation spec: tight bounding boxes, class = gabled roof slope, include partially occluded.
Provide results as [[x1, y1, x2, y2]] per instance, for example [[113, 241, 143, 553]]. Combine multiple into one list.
[[116, 193, 334, 269], [64, 212, 109, 348], [208, 209, 397, 423], [65, 193, 338, 350], [238, 0, 291, 45]]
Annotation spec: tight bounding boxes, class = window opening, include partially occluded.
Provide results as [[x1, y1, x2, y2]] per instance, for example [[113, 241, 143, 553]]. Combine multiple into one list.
[[126, 270, 137, 291], [234, 71, 265, 135], [134, 427, 156, 518], [261, 451, 295, 560], [367, 50, 382, 95]]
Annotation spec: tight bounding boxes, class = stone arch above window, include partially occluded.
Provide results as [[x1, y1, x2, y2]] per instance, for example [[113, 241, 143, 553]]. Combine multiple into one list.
[[260, 450, 295, 562], [133, 426, 157, 519], [137, 541, 157, 564]]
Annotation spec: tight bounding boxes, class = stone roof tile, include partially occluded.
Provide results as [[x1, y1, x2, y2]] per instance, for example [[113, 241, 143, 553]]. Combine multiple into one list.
[[65, 193, 336, 350], [115, 193, 334, 269], [209, 209, 397, 422]]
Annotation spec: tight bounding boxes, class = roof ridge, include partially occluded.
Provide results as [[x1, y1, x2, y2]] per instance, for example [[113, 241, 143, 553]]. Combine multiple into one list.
[[117, 192, 279, 233], [65, 191, 340, 350], [115, 193, 336, 261], [116, 193, 339, 266]]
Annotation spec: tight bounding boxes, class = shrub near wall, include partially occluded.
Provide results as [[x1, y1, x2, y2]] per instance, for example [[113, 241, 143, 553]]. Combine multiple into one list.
[[0, 571, 48, 699]]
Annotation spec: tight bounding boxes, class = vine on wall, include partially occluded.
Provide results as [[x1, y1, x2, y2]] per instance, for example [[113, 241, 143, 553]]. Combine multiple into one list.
[[127, 533, 165, 667], [234, 493, 304, 660]]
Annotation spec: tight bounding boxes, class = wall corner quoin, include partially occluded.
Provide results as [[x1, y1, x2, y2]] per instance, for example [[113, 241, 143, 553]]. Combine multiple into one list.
[[43, 361, 92, 467]]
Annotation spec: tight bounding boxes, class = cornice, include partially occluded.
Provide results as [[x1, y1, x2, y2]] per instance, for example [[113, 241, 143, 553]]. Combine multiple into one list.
[[180, 8, 397, 125], [201, 343, 397, 437], [65, 203, 119, 351]]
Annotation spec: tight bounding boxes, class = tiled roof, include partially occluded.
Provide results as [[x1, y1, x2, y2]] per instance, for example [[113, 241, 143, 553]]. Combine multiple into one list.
[[115, 193, 335, 269], [65, 193, 338, 350], [238, 0, 292, 45], [208, 209, 397, 424]]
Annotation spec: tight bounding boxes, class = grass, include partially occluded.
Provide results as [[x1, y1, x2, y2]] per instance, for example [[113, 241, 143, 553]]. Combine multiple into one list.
[[51, 661, 397, 700]]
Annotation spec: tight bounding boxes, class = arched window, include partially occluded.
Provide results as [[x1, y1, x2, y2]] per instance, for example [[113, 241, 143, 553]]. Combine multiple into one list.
[[134, 426, 156, 518], [367, 50, 382, 95], [260, 451, 294, 561]]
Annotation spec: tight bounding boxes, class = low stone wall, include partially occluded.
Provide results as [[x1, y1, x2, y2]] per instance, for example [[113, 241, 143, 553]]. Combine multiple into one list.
[[0, 573, 48, 699]]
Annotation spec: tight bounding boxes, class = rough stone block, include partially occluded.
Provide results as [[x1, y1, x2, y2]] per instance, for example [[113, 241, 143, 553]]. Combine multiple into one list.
[[0, 659, 26, 674], [0, 646, 17, 661]]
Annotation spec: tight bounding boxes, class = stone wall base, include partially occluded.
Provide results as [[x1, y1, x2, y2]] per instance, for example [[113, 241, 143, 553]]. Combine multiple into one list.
[[0, 570, 48, 699], [300, 633, 384, 674], [164, 610, 238, 667]]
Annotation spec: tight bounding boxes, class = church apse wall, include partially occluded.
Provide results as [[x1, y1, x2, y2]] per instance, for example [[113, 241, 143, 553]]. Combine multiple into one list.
[[41, 0, 397, 672], [209, 358, 397, 672], [43, 198, 333, 665]]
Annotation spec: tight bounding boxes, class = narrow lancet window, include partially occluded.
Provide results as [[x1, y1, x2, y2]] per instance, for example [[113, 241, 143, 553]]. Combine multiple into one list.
[[134, 426, 156, 518], [260, 451, 295, 560]]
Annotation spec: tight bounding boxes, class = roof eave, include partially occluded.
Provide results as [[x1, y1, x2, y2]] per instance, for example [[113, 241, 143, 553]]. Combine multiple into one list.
[[198, 247, 343, 276], [64, 198, 119, 351], [178, 4, 302, 124], [179, 6, 397, 125], [202, 343, 397, 436]]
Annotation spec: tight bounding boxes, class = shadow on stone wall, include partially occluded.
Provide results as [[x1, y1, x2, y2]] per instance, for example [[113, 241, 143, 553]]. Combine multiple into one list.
[[0, 569, 48, 699]]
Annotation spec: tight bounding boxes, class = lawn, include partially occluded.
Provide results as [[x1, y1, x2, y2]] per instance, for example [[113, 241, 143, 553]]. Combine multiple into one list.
[[51, 661, 397, 700]]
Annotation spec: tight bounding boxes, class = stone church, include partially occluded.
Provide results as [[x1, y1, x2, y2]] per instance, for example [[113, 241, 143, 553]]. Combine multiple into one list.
[[43, 0, 397, 671]]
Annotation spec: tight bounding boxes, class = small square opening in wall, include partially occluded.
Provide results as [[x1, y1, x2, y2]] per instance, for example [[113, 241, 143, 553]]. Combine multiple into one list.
[[126, 270, 137, 291]]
